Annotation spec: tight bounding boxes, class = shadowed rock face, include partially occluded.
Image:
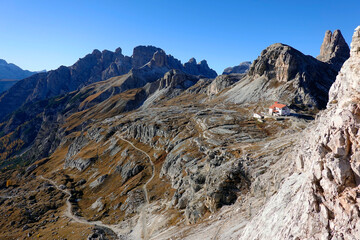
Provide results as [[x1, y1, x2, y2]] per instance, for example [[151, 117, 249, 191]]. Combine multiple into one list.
[[317, 29, 350, 71], [0, 46, 217, 121], [132, 46, 162, 69], [183, 58, 218, 78]]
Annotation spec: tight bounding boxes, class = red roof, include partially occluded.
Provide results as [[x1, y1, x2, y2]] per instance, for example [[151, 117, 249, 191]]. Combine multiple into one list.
[[269, 101, 287, 109]]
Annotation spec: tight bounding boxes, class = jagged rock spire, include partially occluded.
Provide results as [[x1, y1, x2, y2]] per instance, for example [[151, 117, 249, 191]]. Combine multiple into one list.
[[317, 29, 350, 71]]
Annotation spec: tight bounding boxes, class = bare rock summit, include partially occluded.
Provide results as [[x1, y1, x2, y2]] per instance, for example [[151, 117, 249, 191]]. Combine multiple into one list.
[[317, 29, 350, 71], [223, 43, 338, 109]]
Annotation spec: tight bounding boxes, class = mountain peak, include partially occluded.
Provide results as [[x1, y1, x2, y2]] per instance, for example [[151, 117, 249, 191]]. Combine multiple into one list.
[[0, 59, 8, 65], [188, 57, 197, 64], [91, 49, 102, 57], [115, 47, 122, 55], [248, 43, 303, 81], [132, 45, 162, 68], [224, 42, 338, 109], [317, 29, 350, 70]]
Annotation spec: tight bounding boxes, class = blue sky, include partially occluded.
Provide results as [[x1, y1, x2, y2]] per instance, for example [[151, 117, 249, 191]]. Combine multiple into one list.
[[0, 0, 359, 74]]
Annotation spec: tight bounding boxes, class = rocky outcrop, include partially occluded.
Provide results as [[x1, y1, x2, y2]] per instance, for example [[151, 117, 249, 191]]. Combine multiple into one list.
[[207, 73, 246, 95], [116, 161, 144, 184], [223, 43, 338, 109], [141, 69, 201, 107], [222, 61, 251, 75], [183, 58, 217, 78], [317, 30, 350, 71], [240, 25, 360, 240], [132, 46, 162, 69]]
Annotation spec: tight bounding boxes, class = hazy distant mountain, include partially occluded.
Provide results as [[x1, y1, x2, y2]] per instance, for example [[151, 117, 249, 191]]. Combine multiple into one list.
[[0, 59, 36, 80], [0, 59, 38, 93]]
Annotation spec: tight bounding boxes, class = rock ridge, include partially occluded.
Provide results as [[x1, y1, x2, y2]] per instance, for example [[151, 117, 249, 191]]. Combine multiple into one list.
[[0, 46, 217, 121]]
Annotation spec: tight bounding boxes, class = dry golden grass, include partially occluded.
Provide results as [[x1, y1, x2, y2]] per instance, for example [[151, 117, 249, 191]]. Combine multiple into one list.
[[79, 90, 104, 109]]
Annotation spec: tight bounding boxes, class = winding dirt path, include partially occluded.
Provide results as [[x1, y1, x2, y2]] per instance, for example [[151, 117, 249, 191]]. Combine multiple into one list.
[[117, 135, 155, 240], [38, 176, 121, 238], [118, 136, 155, 204]]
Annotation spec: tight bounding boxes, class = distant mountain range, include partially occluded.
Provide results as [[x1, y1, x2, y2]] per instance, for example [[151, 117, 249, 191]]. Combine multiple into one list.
[[0, 59, 42, 93], [0, 46, 217, 120]]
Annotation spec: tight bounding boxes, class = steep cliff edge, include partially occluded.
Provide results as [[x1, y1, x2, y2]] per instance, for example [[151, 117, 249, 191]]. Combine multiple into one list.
[[240, 26, 360, 240]]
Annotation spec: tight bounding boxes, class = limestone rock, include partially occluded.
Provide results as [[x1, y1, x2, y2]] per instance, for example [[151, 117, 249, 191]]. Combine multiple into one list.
[[116, 161, 144, 184], [132, 46, 162, 69], [317, 30, 350, 71], [207, 73, 246, 95], [223, 43, 338, 109], [91, 197, 104, 212], [222, 61, 251, 75], [89, 175, 108, 188], [183, 58, 217, 78]]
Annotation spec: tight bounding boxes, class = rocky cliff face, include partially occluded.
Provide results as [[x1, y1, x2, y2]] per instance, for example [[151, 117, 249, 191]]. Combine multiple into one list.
[[207, 73, 246, 96], [183, 58, 217, 78], [317, 30, 350, 71], [239, 25, 360, 240], [222, 61, 251, 75], [0, 46, 217, 121], [222, 42, 338, 110]]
